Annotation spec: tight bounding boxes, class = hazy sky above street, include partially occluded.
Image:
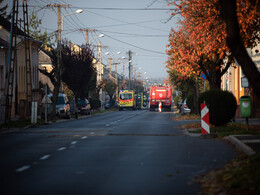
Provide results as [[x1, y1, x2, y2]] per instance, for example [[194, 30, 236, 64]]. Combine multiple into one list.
[[3, 0, 179, 81]]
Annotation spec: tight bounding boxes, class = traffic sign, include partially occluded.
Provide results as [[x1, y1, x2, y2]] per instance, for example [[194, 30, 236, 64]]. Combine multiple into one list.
[[201, 72, 209, 81], [201, 103, 210, 134]]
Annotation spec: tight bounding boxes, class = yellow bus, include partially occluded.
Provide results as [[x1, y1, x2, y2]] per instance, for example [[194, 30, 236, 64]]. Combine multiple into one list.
[[118, 90, 136, 110]]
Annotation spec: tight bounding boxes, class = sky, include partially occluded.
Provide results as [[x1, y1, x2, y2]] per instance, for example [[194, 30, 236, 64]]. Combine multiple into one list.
[[3, 0, 179, 82]]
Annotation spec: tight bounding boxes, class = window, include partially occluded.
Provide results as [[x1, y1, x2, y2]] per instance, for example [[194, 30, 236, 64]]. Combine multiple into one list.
[[57, 96, 66, 105], [120, 93, 132, 100]]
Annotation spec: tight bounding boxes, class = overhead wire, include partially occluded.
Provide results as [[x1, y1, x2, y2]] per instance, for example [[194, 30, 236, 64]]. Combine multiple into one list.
[[100, 32, 166, 55], [25, 5, 173, 11], [86, 9, 169, 33], [98, 30, 168, 37], [21, 1, 169, 70]]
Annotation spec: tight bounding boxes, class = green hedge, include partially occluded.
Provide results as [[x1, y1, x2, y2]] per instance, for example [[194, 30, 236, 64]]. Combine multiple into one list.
[[89, 98, 101, 110], [198, 90, 237, 126]]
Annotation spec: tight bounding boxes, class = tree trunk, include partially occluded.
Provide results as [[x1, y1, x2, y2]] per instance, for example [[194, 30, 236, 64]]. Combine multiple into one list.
[[75, 94, 79, 119], [220, 0, 260, 98], [50, 81, 60, 119], [192, 80, 199, 114], [208, 72, 222, 90]]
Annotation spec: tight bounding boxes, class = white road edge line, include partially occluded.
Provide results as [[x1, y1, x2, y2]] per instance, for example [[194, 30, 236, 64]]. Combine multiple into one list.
[[57, 147, 66, 151], [16, 165, 30, 172], [40, 154, 50, 160]]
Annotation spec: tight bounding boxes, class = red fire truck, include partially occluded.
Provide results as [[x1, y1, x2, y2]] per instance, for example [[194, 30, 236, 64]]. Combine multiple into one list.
[[149, 85, 172, 111]]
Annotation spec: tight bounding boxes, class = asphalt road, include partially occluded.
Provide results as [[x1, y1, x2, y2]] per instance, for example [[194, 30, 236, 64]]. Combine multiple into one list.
[[0, 110, 237, 195]]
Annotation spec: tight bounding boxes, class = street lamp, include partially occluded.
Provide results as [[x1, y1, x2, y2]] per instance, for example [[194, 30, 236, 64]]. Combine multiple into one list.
[[62, 9, 83, 30], [89, 34, 104, 44]]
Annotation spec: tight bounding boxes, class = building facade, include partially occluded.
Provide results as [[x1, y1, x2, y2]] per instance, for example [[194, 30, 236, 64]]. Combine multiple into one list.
[[0, 16, 41, 122]]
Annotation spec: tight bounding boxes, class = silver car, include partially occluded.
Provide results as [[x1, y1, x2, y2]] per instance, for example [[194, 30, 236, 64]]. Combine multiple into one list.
[[48, 93, 71, 119], [181, 98, 191, 114]]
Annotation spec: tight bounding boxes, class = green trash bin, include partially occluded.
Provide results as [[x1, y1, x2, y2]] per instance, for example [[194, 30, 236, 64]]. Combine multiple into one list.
[[240, 96, 251, 118]]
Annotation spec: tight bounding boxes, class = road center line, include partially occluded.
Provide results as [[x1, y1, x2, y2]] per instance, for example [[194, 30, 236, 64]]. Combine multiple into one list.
[[57, 147, 66, 151], [16, 165, 30, 172], [40, 154, 50, 160]]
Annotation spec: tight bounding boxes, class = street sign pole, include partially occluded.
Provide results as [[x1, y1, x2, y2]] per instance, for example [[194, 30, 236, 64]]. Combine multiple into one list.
[[201, 72, 208, 92]]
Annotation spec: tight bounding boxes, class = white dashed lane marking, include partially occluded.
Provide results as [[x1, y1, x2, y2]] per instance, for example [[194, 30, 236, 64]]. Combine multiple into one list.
[[16, 165, 30, 172], [71, 141, 77, 145], [40, 154, 50, 160], [57, 147, 66, 151], [81, 136, 88, 139]]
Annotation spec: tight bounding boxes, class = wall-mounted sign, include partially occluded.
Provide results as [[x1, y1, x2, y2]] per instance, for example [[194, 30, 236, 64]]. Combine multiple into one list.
[[241, 77, 249, 88]]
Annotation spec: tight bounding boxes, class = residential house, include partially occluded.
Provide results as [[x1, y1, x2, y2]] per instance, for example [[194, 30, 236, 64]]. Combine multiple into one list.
[[221, 44, 260, 117], [38, 49, 54, 92], [0, 15, 41, 121]]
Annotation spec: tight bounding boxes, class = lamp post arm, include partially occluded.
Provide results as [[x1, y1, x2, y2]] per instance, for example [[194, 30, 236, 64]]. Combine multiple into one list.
[[62, 12, 77, 30]]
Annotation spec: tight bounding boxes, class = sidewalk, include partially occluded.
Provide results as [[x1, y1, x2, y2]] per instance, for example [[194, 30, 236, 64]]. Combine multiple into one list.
[[230, 118, 260, 155], [184, 117, 260, 156]]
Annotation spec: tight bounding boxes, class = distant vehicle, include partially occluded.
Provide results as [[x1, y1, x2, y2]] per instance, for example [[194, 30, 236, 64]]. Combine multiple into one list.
[[149, 84, 172, 111], [118, 90, 136, 110], [181, 98, 191, 114], [136, 93, 143, 109], [105, 100, 110, 109], [143, 94, 147, 107], [70, 98, 91, 115], [47, 93, 71, 119]]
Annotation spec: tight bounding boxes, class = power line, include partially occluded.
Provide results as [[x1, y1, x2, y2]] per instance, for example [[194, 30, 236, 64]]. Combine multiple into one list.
[[101, 33, 166, 55], [98, 30, 168, 37], [26, 5, 173, 11], [86, 9, 169, 33]]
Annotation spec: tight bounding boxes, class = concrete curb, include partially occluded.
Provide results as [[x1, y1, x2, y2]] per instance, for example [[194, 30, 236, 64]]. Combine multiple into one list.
[[226, 135, 256, 156], [183, 129, 257, 156], [183, 129, 201, 137]]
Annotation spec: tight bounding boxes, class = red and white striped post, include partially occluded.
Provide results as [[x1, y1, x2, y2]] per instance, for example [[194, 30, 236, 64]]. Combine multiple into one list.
[[159, 102, 162, 112], [201, 103, 210, 134]]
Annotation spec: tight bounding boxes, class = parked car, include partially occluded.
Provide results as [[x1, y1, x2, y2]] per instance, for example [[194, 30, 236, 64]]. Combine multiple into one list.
[[181, 98, 191, 114], [105, 100, 110, 109], [70, 98, 91, 115], [48, 93, 71, 119]]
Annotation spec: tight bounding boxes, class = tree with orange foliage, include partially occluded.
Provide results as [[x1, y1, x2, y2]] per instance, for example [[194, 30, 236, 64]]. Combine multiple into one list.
[[167, 0, 260, 92], [220, 0, 260, 98]]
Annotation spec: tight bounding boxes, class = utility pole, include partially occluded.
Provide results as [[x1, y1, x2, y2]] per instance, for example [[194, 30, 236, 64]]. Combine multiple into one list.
[[122, 57, 125, 78], [137, 72, 142, 81], [128, 50, 132, 90], [114, 62, 120, 102], [108, 58, 112, 79], [106, 58, 119, 82], [4, 0, 19, 121], [47, 4, 69, 116], [79, 28, 96, 44], [47, 4, 69, 74]]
